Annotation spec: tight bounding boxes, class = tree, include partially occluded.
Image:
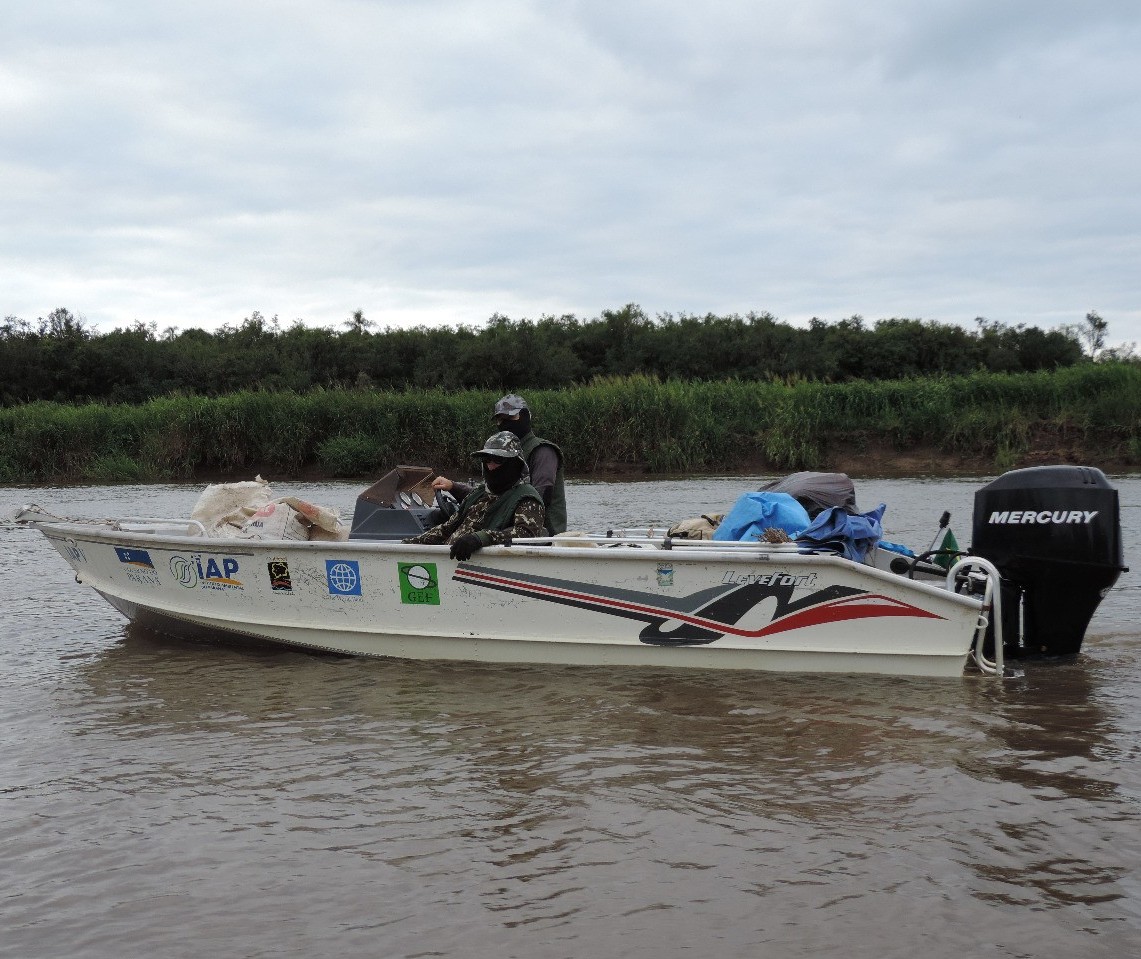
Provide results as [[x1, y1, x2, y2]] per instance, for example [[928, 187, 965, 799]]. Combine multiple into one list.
[[344, 309, 373, 335], [40, 307, 88, 339], [1080, 311, 1108, 359]]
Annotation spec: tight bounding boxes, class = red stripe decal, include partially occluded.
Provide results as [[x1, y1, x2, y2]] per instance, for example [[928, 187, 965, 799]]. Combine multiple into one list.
[[454, 568, 943, 637]]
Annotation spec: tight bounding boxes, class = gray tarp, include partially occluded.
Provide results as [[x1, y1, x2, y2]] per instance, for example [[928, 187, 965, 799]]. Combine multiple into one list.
[[758, 471, 858, 517]]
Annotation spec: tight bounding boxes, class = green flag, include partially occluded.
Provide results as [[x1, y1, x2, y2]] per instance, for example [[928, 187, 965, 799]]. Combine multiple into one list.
[[934, 528, 960, 569]]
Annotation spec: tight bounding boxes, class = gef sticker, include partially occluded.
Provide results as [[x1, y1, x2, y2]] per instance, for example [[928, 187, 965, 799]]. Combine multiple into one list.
[[399, 563, 440, 605]]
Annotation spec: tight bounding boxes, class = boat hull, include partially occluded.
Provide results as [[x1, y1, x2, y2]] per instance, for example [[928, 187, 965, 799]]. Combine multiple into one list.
[[39, 523, 984, 677]]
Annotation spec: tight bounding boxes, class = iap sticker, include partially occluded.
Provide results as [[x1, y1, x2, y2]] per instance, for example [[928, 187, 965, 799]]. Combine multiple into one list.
[[168, 554, 243, 590], [399, 562, 440, 605]]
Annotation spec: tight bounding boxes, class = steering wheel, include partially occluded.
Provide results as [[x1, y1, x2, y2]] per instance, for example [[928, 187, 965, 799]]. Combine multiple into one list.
[[435, 489, 460, 518]]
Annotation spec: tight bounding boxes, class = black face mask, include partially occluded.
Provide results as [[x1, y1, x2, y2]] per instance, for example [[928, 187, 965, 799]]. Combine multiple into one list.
[[497, 410, 531, 440], [484, 457, 524, 495]]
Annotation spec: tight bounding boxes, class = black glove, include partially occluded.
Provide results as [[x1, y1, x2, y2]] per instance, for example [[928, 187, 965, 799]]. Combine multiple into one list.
[[449, 533, 483, 561]]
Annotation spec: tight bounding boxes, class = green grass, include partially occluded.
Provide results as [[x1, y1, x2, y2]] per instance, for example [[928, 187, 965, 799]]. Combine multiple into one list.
[[0, 364, 1137, 483]]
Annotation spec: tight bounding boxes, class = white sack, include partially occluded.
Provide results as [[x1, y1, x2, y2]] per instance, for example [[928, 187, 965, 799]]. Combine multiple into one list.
[[190, 476, 271, 535], [234, 501, 311, 541]]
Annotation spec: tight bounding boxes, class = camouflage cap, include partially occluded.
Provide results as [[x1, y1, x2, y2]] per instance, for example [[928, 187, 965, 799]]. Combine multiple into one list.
[[493, 394, 529, 418], [471, 430, 526, 461]]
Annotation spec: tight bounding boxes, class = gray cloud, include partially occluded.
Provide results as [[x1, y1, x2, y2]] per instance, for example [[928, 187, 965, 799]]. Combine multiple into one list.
[[2, 1, 1139, 345]]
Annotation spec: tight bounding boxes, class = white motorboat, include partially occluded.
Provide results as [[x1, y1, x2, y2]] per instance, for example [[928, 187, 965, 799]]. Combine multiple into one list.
[[17, 465, 1125, 679]]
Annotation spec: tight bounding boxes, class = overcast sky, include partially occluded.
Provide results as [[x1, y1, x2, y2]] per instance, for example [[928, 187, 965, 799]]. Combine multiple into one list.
[[3, 1, 1140, 345]]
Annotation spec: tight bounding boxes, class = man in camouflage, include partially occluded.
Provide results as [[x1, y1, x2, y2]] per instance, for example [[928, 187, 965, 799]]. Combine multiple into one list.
[[432, 393, 567, 535], [403, 431, 546, 561]]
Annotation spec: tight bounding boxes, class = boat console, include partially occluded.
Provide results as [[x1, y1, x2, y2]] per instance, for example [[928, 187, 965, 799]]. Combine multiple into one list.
[[348, 465, 440, 540]]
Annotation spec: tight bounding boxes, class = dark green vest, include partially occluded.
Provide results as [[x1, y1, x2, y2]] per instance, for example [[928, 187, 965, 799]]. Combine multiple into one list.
[[457, 482, 543, 535], [520, 433, 567, 535]]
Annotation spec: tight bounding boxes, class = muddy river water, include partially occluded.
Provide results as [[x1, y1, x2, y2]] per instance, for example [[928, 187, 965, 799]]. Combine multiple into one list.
[[2, 475, 1139, 958]]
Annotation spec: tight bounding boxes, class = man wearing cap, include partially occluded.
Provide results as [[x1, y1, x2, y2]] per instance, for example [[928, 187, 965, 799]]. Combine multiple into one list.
[[432, 393, 567, 535], [403, 431, 546, 561]]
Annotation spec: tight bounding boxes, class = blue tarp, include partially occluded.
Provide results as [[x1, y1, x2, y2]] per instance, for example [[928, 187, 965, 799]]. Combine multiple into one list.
[[879, 540, 916, 557], [711, 492, 811, 542], [795, 503, 887, 562]]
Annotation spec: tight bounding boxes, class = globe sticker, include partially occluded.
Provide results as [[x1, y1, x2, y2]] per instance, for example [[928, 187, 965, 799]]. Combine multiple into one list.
[[325, 559, 362, 596], [399, 562, 440, 605]]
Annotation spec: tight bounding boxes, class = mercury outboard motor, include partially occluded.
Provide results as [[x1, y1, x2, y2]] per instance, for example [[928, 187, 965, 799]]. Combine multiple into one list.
[[971, 465, 1126, 656]]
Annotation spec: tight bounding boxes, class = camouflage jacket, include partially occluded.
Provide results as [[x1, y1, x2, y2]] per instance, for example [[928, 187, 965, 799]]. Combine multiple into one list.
[[402, 486, 546, 548]]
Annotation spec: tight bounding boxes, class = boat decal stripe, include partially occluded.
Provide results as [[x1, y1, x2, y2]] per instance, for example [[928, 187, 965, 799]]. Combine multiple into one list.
[[455, 568, 944, 638], [456, 564, 726, 614], [747, 593, 944, 637], [458, 567, 716, 627]]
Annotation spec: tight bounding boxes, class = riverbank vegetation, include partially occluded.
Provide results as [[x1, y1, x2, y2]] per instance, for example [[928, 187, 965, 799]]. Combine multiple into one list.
[[0, 305, 1099, 404], [1, 364, 1137, 484]]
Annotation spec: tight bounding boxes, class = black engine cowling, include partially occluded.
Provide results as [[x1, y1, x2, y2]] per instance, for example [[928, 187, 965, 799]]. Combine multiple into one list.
[[971, 465, 1125, 656]]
